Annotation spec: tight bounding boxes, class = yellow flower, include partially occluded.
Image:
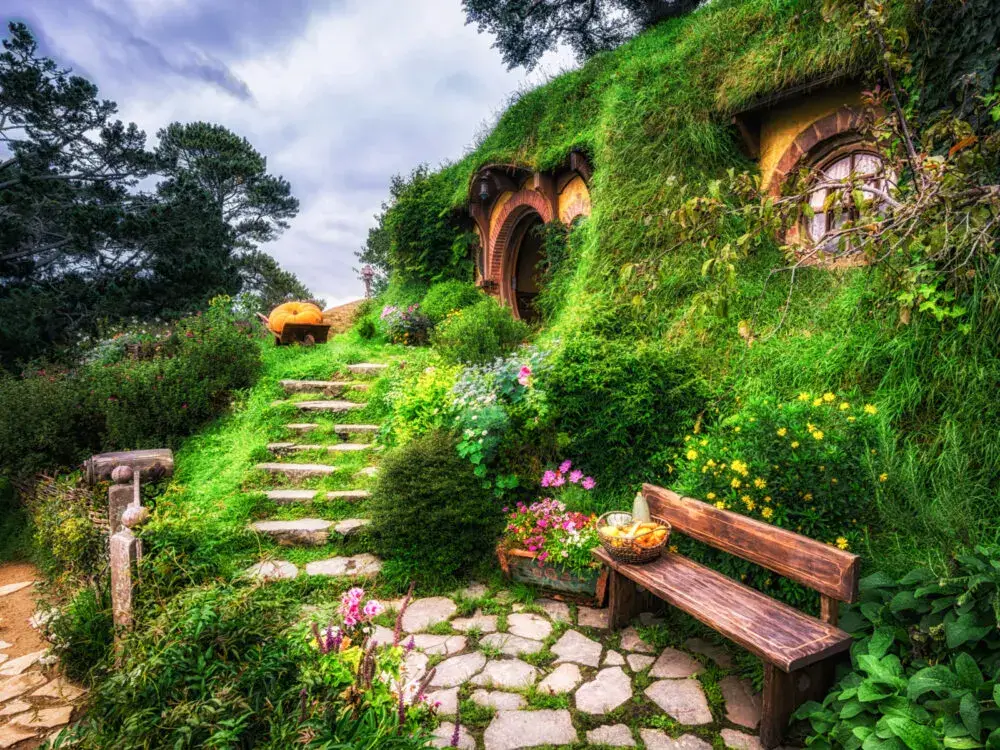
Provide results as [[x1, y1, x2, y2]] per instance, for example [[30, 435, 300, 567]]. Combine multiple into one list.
[[803, 493, 813, 501], [731, 478, 741, 489], [700, 439, 708, 446], [762, 507, 774, 519], [831, 477, 838, 484], [864, 404, 878, 415], [684, 435, 692, 442], [686, 449, 699, 461], [741, 495, 752, 504], [879, 473, 888, 482], [706, 459, 716, 468], [715, 501, 726, 510], [734, 426, 742, 433], [791, 441, 800, 448], [798, 392, 811, 402], [731, 459, 749, 476], [812, 430, 824, 440], [763, 496, 772, 503], [669, 545, 679, 553], [812, 398, 823, 407], [847, 416, 857, 422], [753, 477, 767, 489], [836, 537, 850, 550], [806, 422, 815, 431], [744, 499, 756, 511], [776, 427, 787, 437], [823, 392, 836, 402], [706, 492, 716, 500], [840, 402, 850, 410]]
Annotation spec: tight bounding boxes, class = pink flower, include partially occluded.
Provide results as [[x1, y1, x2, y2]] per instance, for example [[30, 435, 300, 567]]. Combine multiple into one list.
[[363, 600, 383, 619], [541, 470, 556, 488], [518, 365, 532, 387], [552, 473, 566, 487], [582, 476, 596, 490], [569, 469, 583, 483], [559, 460, 572, 473]]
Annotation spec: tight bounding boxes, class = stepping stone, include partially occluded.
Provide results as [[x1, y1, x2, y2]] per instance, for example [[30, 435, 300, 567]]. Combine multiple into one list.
[[0, 700, 30, 717], [266, 489, 319, 503], [471, 689, 526, 710], [280, 379, 361, 395], [641, 731, 713, 750], [291, 400, 364, 413], [432, 722, 475, 749], [621, 626, 655, 653], [347, 363, 387, 375], [720, 676, 762, 729], [537, 598, 571, 622], [0, 582, 34, 597], [327, 490, 370, 502], [0, 641, 11, 650], [538, 663, 583, 694], [0, 672, 47, 702], [480, 632, 544, 656], [649, 648, 704, 679], [471, 659, 538, 689], [458, 582, 488, 599], [645, 679, 713, 725], [577, 606, 609, 629], [575, 666, 632, 714], [333, 518, 370, 537], [506, 613, 552, 640], [409, 634, 467, 656], [403, 651, 429, 681], [9, 705, 73, 730], [552, 629, 602, 667], [639, 611, 666, 626], [370, 625, 397, 646], [721, 729, 764, 750], [452, 612, 497, 633], [627, 654, 655, 672], [483, 709, 577, 750], [267, 443, 372, 454], [429, 652, 486, 688], [604, 649, 626, 666], [255, 462, 337, 478], [286, 423, 319, 433], [0, 724, 37, 748], [686, 636, 735, 668], [244, 560, 298, 580], [305, 554, 382, 577], [0, 651, 46, 677], [355, 467, 379, 478], [251, 518, 332, 546], [587, 724, 636, 747], [402, 597, 457, 632], [32, 677, 85, 701], [426, 687, 458, 715], [334, 424, 381, 436]]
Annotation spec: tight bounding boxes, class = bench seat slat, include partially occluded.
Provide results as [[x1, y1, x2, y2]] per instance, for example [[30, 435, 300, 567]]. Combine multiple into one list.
[[593, 548, 852, 672]]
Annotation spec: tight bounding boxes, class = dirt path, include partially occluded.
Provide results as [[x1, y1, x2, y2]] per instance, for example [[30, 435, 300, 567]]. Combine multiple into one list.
[[0, 563, 47, 659]]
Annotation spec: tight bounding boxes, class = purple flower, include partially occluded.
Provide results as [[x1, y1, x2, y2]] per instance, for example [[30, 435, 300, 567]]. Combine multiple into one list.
[[582, 476, 596, 490], [569, 469, 583, 483], [559, 460, 572, 473], [552, 473, 566, 487], [363, 600, 384, 619], [541, 470, 556, 488]]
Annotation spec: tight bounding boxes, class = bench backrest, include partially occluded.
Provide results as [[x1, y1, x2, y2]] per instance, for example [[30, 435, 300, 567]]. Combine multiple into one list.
[[643, 484, 860, 603]]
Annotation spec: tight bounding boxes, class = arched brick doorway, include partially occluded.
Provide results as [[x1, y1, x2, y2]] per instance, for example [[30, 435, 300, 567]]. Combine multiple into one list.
[[490, 189, 553, 321]]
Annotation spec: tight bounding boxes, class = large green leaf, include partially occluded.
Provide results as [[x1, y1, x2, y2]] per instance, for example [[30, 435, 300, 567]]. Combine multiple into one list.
[[870, 628, 897, 659], [885, 717, 941, 750], [946, 614, 993, 649], [955, 653, 984, 689], [909, 666, 962, 700], [860, 681, 898, 703], [961, 693, 982, 737]]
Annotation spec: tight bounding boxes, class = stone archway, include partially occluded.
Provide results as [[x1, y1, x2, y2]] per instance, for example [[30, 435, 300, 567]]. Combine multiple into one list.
[[489, 188, 554, 320], [501, 213, 546, 322]]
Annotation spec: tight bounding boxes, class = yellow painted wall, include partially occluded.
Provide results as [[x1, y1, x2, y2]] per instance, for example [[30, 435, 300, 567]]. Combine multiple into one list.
[[558, 176, 591, 223], [489, 191, 513, 227], [758, 84, 862, 190]]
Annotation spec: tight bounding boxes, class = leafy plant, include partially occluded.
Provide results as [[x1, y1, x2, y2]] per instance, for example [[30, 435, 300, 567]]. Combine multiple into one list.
[[421, 280, 485, 324], [380, 304, 433, 345], [432, 297, 529, 365]]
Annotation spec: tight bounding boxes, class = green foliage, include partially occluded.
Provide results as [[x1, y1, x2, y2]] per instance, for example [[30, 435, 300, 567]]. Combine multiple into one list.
[[796, 546, 1000, 750], [370, 430, 503, 581], [28, 477, 107, 588], [379, 304, 433, 345], [48, 586, 114, 683], [420, 280, 485, 324], [432, 298, 530, 366], [540, 332, 706, 490], [383, 363, 461, 446]]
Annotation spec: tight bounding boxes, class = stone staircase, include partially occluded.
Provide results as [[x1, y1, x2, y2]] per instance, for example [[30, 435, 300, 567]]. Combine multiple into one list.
[[245, 363, 389, 581]]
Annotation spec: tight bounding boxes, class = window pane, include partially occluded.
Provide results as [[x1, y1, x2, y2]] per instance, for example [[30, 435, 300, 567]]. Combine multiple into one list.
[[809, 213, 827, 241]]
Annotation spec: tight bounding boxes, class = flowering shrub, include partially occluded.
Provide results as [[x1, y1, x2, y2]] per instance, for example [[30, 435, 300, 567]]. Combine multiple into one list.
[[380, 304, 432, 345], [382, 364, 461, 446], [432, 297, 528, 365], [670, 392, 882, 607], [312, 587, 384, 652]]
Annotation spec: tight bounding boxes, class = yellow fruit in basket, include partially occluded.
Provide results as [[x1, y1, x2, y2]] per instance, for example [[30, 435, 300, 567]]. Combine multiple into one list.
[[601, 526, 620, 538], [651, 528, 668, 544]]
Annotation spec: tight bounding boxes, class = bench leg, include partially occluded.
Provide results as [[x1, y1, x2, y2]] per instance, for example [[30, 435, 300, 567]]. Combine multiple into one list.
[[607, 568, 641, 630], [760, 660, 837, 748]]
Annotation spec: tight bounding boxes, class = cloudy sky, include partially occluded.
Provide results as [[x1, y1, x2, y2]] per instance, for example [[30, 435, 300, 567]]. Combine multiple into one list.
[[5, 0, 573, 306]]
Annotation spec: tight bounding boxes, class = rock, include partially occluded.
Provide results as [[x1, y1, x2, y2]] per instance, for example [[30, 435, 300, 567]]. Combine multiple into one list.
[[480, 632, 544, 656], [721, 729, 765, 750], [537, 662, 583, 695], [346, 363, 387, 375], [627, 654, 656, 672], [370, 625, 397, 646], [402, 597, 457, 632], [452, 612, 497, 633], [0, 641, 11, 650], [333, 424, 380, 436], [355, 466, 379, 478], [536, 598, 571, 622], [587, 724, 636, 747], [280, 379, 353, 395], [333, 518, 370, 537], [305, 554, 382, 577], [620, 626, 655, 653], [403, 651, 429, 681], [483, 709, 577, 750], [645, 680, 713, 725], [470, 659, 538, 689], [431, 722, 476, 749], [430, 652, 486, 688], [254, 462, 337, 478], [244, 560, 298, 581], [9, 705, 73, 729], [639, 611, 666, 626], [640, 731, 713, 750], [251, 518, 332, 546], [720, 676, 762, 729], [459, 582, 489, 599], [0, 672, 47, 702], [292, 400, 364, 412], [265, 489, 318, 503], [409, 634, 467, 656], [0, 651, 46, 677], [285, 423, 319, 433], [326, 490, 371, 502], [32, 677, 85, 701], [575, 667, 632, 715], [0, 700, 30, 717], [604, 649, 626, 666], [577, 606, 609, 629], [426, 687, 458, 715], [551, 629, 602, 667], [0, 724, 36, 748], [471, 689, 526, 710], [0, 582, 34, 597], [506, 613, 552, 640], [0, 655, 6, 665], [686, 637, 735, 668], [650, 648, 704, 679]]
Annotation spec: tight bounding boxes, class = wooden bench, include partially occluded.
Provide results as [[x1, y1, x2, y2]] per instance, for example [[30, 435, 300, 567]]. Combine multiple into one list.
[[592, 484, 860, 747]]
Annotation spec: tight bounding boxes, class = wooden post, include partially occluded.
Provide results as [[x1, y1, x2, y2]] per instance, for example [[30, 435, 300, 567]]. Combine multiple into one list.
[[607, 569, 641, 630], [761, 659, 837, 748], [820, 595, 839, 626]]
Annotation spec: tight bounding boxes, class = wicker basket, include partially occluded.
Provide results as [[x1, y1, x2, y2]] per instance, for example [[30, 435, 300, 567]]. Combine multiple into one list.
[[597, 511, 671, 564]]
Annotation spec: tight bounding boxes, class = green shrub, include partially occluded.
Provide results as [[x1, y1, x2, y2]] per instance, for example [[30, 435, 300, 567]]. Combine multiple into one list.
[[539, 332, 707, 490], [421, 280, 484, 323], [383, 363, 461, 446], [370, 430, 503, 581], [433, 298, 529, 365], [48, 586, 114, 683]]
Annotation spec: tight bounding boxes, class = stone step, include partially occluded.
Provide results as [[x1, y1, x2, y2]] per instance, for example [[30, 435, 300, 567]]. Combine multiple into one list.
[[346, 363, 388, 376], [286, 423, 319, 433], [355, 466, 379, 479], [334, 424, 381, 436], [334, 518, 370, 537], [305, 553, 382, 577], [267, 442, 373, 454], [265, 489, 371, 504], [255, 462, 337, 478], [244, 560, 299, 580], [282, 400, 365, 413], [280, 379, 370, 395], [251, 518, 332, 545]]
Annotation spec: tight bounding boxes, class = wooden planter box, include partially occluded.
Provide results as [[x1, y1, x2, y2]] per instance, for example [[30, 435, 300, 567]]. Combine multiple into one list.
[[497, 546, 608, 606]]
